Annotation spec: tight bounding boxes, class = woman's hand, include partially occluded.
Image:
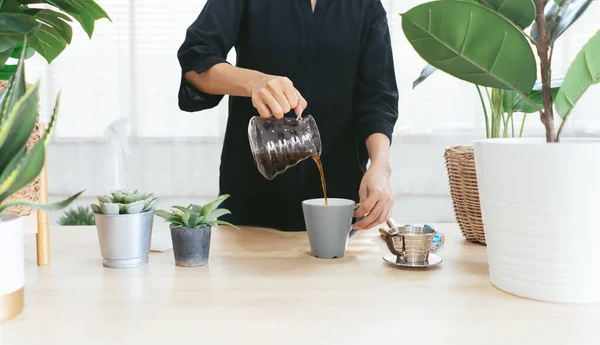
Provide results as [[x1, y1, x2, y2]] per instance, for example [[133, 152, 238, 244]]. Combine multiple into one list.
[[251, 74, 308, 119], [353, 162, 394, 230]]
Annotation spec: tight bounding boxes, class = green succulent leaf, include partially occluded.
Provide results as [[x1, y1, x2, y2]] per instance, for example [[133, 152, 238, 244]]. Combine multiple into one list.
[[186, 211, 199, 228], [172, 205, 190, 213], [555, 30, 600, 119], [215, 220, 239, 230], [123, 193, 145, 203], [194, 215, 205, 227], [97, 195, 111, 203], [125, 200, 145, 214], [477, 0, 536, 29], [99, 202, 119, 215], [142, 198, 157, 212], [206, 208, 231, 222], [531, 0, 593, 44], [201, 194, 230, 217], [0, 190, 83, 214], [90, 203, 101, 214], [154, 209, 172, 220], [401, 1, 537, 95], [181, 211, 192, 227]]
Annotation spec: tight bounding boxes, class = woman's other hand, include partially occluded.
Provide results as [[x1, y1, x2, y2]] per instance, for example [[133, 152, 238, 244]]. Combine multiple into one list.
[[353, 162, 394, 230], [251, 75, 307, 119]]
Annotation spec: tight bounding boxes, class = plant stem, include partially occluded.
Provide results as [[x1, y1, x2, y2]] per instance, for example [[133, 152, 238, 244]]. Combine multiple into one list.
[[533, 0, 557, 142], [510, 112, 515, 137], [476, 85, 490, 138], [519, 114, 527, 138]]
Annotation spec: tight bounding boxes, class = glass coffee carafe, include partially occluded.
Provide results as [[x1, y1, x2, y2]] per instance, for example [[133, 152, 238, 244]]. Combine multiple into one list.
[[248, 115, 322, 180]]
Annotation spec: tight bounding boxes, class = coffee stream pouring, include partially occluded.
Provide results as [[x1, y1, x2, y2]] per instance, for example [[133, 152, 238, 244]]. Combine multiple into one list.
[[248, 115, 329, 205]]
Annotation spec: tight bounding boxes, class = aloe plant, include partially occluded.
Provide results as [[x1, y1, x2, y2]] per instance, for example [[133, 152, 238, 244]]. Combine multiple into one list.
[[0, 39, 83, 214], [0, 0, 111, 79], [401, 0, 598, 142], [91, 190, 158, 215], [58, 206, 95, 225], [155, 194, 238, 230]]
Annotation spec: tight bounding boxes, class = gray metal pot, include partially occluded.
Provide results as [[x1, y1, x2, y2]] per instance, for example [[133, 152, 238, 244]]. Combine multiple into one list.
[[94, 211, 154, 269], [170, 226, 211, 267]]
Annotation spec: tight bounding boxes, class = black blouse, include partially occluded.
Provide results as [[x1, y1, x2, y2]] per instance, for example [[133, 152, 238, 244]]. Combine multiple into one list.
[[177, 0, 398, 231]]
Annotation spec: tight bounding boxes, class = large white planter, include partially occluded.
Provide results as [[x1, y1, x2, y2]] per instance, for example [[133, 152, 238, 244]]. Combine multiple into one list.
[[474, 138, 600, 303], [0, 214, 24, 321]]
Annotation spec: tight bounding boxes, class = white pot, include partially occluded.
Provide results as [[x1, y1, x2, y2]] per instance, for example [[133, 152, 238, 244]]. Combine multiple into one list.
[[474, 138, 600, 303], [0, 214, 24, 322]]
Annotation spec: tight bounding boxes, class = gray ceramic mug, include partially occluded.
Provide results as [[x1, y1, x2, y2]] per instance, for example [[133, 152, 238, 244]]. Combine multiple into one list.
[[302, 198, 358, 259]]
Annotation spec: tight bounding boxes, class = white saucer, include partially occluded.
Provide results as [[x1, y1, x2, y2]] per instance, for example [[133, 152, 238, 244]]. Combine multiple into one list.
[[383, 253, 442, 268]]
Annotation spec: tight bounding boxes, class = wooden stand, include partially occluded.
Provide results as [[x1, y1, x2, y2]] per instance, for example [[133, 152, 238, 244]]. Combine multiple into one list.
[[36, 124, 50, 266]]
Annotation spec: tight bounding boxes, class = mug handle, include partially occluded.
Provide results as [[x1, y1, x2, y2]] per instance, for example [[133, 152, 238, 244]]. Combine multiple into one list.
[[349, 205, 364, 238]]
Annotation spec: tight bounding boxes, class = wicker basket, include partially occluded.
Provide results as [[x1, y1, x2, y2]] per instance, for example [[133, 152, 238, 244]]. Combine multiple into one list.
[[0, 80, 42, 216], [444, 145, 486, 245]]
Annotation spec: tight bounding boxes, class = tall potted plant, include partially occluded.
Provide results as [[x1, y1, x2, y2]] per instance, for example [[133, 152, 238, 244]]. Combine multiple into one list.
[[0, 0, 110, 216], [416, 74, 561, 245], [0, 44, 83, 322], [401, 0, 600, 303]]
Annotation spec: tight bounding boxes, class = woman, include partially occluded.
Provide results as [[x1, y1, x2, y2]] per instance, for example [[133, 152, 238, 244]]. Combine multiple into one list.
[[178, 0, 398, 231]]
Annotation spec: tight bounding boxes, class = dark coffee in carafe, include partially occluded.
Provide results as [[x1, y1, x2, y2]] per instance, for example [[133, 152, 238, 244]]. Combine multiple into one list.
[[248, 115, 328, 205]]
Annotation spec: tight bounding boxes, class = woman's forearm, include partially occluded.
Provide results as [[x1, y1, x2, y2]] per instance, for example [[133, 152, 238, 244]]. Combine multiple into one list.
[[184, 63, 264, 97], [366, 133, 391, 174]]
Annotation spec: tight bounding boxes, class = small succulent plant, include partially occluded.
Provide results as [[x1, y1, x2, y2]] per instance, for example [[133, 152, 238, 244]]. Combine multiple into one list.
[[155, 194, 238, 229], [58, 206, 96, 226], [90, 190, 158, 215]]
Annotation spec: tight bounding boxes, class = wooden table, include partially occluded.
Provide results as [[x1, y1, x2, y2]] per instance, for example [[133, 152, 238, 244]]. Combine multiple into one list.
[[1, 224, 599, 345]]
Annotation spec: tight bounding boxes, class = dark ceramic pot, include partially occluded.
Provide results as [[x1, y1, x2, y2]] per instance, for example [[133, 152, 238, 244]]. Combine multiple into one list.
[[170, 226, 211, 267]]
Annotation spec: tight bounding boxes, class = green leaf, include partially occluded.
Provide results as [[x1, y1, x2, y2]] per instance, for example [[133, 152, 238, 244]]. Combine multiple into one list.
[[125, 200, 145, 213], [201, 194, 230, 217], [477, 0, 536, 29], [215, 220, 239, 230], [503, 78, 563, 113], [0, 48, 12, 69], [99, 201, 119, 215], [26, 9, 74, 44], [26, 0, 111, 38], [181, 211, 191, 227], [401, 1, 537, 96], [194, 215, 205, 227], [0, 140, 44, 201], [0, 64, 16, 80], [0, 81, 40, 180], [0, 41, 26, 129], [531, 0, 593, 44], [555, 30, 600, 119], [189, 204, 203, 213], [0, 190, 83, 214], [171, 205, 190, 213], [28, 23, 68, 63], [90, 203, 101, 214], [123, 193, 145, 203], [154, 209, 172, 220], [412, 64, 437, 89], [206, 208, 231, 222], [9, 45, 36, 61], [186, 211, 199, 228]]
